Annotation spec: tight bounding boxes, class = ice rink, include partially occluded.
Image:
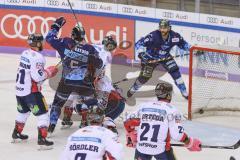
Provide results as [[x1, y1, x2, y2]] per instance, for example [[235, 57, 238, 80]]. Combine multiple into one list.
[[0, 53, 240, 160]]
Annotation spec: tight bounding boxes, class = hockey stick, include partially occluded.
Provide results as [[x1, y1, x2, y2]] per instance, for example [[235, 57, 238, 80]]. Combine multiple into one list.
[[147, 50, 204, 64], [66, 0, 82, 29], [113, 78, 129, 85], [66, 0, 97, 98], [171, 139, 240, 150]]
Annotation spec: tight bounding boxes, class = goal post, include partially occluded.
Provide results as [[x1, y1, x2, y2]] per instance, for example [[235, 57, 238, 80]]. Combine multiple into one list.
[[188, 45, 240, 120]]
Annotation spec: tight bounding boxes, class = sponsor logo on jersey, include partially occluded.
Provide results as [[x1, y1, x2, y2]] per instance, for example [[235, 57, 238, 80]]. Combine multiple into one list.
[[20, 56, 30, 63], [19, 62, 30, 69], [172, 38, 179, 42], [142, 113, 164, 122], [16, 86, 24, 91], [138, 142, 157, 148]]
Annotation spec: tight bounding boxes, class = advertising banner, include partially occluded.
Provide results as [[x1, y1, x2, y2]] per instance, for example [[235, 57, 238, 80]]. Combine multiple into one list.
[[0, 8, 135, 58]]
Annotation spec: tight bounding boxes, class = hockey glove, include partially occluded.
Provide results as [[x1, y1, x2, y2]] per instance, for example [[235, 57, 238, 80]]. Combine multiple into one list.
[[45, 66, 58, 79], [126, 130, 137, 148], [185, 137, 202, 151], [51, 17, 66, 31]]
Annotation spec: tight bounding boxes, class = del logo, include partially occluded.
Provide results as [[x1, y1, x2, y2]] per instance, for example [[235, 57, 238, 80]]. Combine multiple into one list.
[[172, 38, 179, 42]]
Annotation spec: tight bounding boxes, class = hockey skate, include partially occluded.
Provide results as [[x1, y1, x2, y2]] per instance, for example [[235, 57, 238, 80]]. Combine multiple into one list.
[[38, 128, 53, 150], [103, 117, 118, 135], [47, 124, 56, 137], [11, 128, 28, 143], [61, 107, 73, 129], [79, 120, 88, 128], [61, 117, 73, 129], [177, 83, 188, 100], [127, 89, 135, 98]]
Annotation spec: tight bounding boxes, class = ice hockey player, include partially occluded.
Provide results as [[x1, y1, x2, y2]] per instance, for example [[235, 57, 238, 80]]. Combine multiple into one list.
[[127, 19, 190, 99], [61, 36, 125, 129], [45, 17, 103, 134], [12, 33, 58, 149], [60, 103, 123, 160], [124, 82, 202, 160]]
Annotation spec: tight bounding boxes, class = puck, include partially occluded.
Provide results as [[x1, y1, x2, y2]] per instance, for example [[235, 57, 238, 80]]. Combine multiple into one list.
[[199, 109, 204, 114]]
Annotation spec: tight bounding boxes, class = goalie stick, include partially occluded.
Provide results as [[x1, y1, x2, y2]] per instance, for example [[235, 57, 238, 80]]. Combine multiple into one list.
[[171, 139, 240, 150]]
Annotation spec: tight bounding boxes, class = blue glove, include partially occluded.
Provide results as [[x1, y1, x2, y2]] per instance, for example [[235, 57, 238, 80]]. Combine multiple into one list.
[[51, 17, 66, 31]]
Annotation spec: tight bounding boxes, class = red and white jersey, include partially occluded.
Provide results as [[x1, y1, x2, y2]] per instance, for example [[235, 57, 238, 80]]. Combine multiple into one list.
[[60, 125, 123, 160], [16, 49, 46, 96], [128, 100, 185, 155], [95, 75, 114, 93], [93, 44, 112, 78]]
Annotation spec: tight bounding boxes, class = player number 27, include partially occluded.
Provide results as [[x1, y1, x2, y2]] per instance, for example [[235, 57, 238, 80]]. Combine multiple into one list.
[[75, 153, 87, 160], [140, 123, 160, 142]]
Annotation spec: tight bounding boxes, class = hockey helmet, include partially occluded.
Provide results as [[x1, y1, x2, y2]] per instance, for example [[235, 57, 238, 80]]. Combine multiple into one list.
[[27, 33, 44, 51], [155, 82, 173, 101], [159, 19, 171, 29], [102, 35, 117, 52], [71, 24, 85, 42]]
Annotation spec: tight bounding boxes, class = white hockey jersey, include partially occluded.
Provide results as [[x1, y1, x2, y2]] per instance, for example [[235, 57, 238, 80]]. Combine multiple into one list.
[[128, 100, 185, 155], [16, 49, 47, 96], [60, 125, 123, 160], [92, 44, 112, 78]]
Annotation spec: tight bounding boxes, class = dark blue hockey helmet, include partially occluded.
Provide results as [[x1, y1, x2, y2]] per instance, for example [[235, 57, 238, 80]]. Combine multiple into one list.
[[159, 19, 171, 29], [71, 24, 85, 42], [102, 35, 117, 51]]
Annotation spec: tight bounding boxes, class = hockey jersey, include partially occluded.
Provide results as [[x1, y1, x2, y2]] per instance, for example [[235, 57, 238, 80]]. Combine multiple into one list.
[[135, 30, 191, 61], [60, 125, 123, 160], [16, 49, 46, 96], [46, 29, 102, 84], [127, 100, 185, 155], [92, 44, 112, 79]]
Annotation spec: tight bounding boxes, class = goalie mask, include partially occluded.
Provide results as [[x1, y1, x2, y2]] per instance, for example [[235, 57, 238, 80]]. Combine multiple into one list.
[[87, 104, 105, 124], [27, 33, 44, 51], [71, 25, 85, 42], [102, 35, 117, 52], [155, 82, 173, 101]]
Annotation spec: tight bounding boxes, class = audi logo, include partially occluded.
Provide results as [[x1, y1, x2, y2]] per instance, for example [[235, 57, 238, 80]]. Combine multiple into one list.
[[1, 14, 56, 39], [7, 0, 20, 3], [207, 17, 218, 24], [122, 7, 133, 13], [163, 12, 174, 18], [86, 3, 98, 9], [47, 0, 59, 6]]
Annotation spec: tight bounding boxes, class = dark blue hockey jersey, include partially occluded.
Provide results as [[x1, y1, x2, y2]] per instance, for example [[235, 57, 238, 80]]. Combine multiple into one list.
[[46, 29, 101, 82], [135, 30, 190, 61]]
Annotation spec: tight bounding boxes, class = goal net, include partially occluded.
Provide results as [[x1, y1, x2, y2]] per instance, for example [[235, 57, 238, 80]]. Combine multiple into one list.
[[188, 45, 240, 119]]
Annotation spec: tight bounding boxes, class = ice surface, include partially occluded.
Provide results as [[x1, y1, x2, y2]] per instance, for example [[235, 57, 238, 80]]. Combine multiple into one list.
[[0, 53, 239, 160]]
